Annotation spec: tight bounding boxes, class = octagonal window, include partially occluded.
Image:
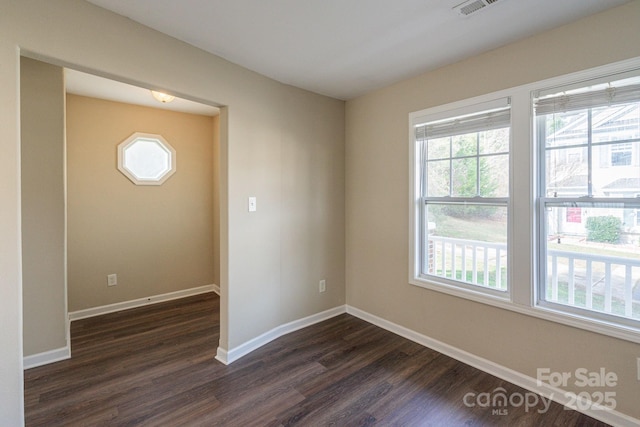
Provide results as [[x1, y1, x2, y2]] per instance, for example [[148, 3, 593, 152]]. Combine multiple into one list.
[[117, 133, 176, 185]]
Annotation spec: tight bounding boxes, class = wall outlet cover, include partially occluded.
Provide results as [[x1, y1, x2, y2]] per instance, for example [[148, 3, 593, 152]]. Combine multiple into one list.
[[107, 274, 117, 286]]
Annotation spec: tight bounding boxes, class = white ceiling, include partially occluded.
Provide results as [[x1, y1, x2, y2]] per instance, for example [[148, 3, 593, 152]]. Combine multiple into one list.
[[65, 68, 219, 116], [85, 0, 630, 100]]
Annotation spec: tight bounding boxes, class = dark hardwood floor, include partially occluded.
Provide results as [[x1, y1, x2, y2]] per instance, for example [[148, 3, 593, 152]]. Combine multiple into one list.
[[24, 293, 608, 426]]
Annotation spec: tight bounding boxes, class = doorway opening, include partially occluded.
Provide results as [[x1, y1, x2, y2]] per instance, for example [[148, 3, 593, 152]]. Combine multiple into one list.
[[21, 56, 223, 370]]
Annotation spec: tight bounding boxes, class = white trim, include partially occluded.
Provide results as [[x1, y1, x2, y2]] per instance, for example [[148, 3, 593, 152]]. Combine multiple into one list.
[[68, 284, 215, 321], [524, 57, 640, 97], [215, 305, 346, 365], [408, 90, 515, 303], [23, 346, 70, 370], [212, 284, 220, 295], [346, 305, 639, 427], [214, 346, 228, 365], [117, 132, 176, 186], [534, 67, 640, 99], [410, 277, 640, 344], [63, 76, 70, 370]]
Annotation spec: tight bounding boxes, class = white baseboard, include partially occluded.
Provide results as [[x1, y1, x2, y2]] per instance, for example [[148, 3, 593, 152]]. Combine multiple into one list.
[[215, 347, 228, 365], [346, 305, 639, 427], [215, 305, 346, 365], [23, 346, 70, 370], [68, 284, 215, 321], [212, 284, 220, 295]]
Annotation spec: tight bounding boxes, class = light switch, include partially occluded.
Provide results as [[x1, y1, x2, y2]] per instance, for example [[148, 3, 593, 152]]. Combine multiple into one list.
[[248, 196, 257, 212]]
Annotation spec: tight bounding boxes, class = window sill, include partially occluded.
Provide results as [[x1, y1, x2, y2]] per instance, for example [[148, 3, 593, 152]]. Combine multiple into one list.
[[410, 275, 511, 305], [410, 277, 640, 344]]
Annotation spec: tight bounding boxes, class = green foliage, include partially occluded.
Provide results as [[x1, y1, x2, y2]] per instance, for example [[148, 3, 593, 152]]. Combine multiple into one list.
[[546, 116, 566, 134], [585, 216, 621, 243], [451, 156, 477, 197], [427, 128, 508, 220], [446, 134, 499, 218]]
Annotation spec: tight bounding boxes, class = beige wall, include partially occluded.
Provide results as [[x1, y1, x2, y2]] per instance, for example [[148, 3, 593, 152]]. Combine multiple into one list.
[[21, 57, 67, 357], [346, 1, 640, 420], [279, 89, 345, 322], [66, 95, 216, 311], [1, 0, 345, 423]]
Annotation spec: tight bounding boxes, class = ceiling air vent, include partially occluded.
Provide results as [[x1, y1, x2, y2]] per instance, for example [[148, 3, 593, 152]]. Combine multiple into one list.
[[453, 0, 502, 17]]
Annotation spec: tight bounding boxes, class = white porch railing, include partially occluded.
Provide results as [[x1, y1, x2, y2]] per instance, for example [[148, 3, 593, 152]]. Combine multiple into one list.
[[548, 250, 640, 318], [426, 236, 507, 290], [425, 235, 639, 319]]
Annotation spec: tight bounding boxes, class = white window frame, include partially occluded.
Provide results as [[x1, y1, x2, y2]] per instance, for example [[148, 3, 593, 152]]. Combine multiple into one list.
[[409, 56, 640, 344], [534, 68, 640, 330], [117, 132, 176, 186], [410, 97, 512, 303]]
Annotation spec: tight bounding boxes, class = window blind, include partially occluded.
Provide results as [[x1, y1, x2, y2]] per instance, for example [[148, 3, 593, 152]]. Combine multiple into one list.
[[534, 83, 640, 115], [415, 107, 511, 140]]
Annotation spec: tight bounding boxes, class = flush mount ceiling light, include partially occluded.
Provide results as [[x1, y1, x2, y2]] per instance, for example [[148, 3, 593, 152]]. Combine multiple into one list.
[[151, 90, 175, 103]]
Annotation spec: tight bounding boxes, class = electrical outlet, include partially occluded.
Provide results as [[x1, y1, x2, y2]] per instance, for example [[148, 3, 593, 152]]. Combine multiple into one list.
[[107, 274, 117, 287], [319, 279, 326, 293]]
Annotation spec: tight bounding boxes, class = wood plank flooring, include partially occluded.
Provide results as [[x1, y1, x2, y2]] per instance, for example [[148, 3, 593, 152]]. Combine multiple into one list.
[[24, 293, 609, 426]]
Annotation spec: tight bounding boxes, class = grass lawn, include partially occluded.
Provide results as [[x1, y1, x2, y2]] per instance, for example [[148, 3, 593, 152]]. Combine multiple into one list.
[[431, 214, 506, 243], [548, 242, 640, 260]]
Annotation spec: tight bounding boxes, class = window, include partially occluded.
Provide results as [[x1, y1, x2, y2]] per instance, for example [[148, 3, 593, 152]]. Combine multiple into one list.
[[535, 71, 640, 325], [611, 142, 633, 166], [412, 98, 511, 297], [410, 58, 640, 343], [117, 133, 176, 185]]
